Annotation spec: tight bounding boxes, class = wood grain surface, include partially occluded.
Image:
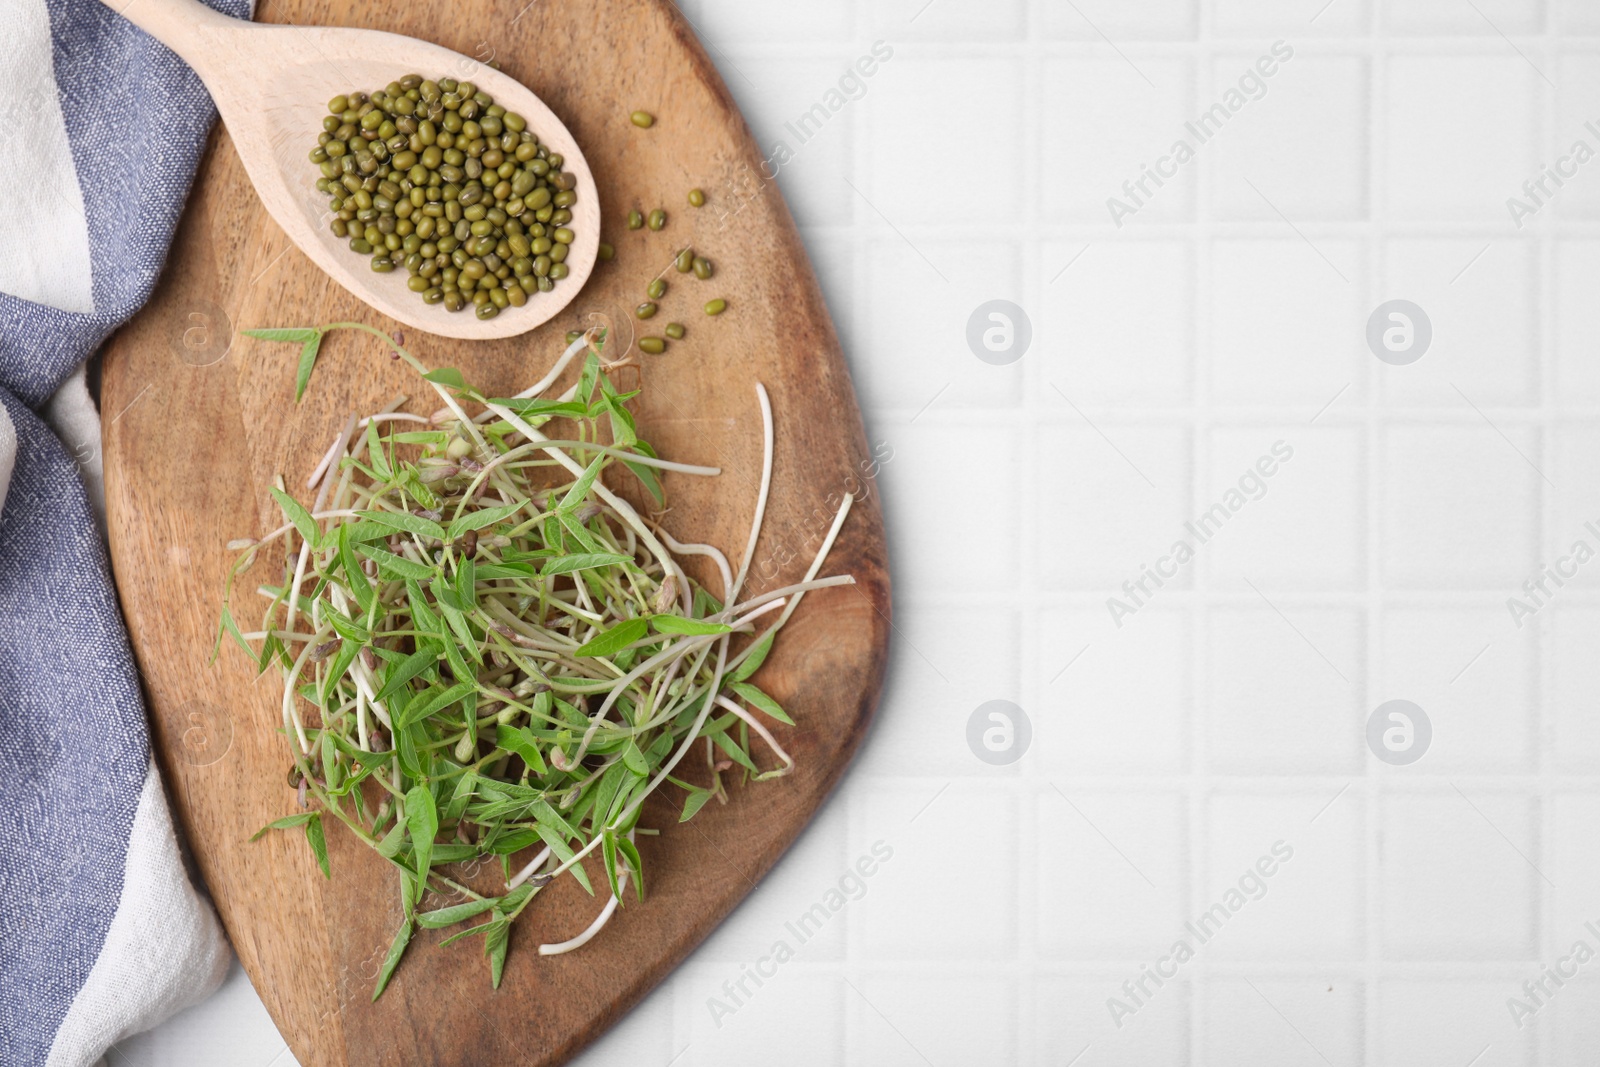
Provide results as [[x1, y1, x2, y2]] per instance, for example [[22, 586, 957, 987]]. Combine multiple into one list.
[[98, 1, 890, 1063]]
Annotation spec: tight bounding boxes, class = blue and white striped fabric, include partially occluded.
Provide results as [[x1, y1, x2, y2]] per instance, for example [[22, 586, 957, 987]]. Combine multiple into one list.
[[0, 0, 247, 1063]]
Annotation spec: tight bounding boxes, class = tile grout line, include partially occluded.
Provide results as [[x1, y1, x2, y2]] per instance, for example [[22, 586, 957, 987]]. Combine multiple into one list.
[[1363, 14, 1386, 1064]]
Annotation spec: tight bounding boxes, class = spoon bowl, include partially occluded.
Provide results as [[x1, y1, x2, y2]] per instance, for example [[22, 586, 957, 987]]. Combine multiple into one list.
[[103, 0, 599, 339]]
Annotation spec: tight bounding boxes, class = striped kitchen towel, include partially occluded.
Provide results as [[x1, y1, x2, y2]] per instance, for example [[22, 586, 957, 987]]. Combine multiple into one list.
[[0, 0, 249, 1063]]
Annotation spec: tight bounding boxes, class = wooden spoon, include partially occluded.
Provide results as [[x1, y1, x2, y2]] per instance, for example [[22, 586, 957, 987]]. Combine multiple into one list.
[[99, 0, 598, 340]]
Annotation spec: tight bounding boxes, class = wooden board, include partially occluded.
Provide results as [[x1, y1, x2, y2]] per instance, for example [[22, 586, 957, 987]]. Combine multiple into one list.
[[98, 1, 890, 1063]]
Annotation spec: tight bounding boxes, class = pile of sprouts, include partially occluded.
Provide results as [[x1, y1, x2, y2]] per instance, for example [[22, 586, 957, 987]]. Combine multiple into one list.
[[221, 322, 854, 995]]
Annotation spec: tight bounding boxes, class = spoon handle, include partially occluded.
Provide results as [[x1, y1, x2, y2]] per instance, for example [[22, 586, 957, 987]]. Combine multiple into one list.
[[95, 0, 249, 78]]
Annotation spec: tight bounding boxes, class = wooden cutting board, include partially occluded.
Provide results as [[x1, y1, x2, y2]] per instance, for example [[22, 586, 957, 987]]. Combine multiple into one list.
[[98, 1, 890, 1063]]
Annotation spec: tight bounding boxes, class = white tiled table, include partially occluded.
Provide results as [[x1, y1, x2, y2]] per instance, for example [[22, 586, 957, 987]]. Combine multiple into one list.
[[116, 1, 1600, 1063]]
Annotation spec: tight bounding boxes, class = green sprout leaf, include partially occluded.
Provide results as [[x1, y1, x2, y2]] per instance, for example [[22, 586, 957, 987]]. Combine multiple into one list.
[[270, 487, 320, 550], [372, 918, 414, 1001], [573, 617, 649, 658]]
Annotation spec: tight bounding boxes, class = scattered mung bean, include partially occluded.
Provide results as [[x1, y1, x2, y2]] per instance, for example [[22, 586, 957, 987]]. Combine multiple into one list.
[[704, 298, 727, 316], [664, 322, 685, 340], [639, 336, 666, 354]]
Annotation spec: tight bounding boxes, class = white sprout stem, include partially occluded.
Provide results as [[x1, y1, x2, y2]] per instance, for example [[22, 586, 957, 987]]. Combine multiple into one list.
[[767, 493, 853, 633], [284, 539, 312, 637], [307, 412, 429, 490], [656, 530, 732, 603], [519, 333, 590, 399], [728, 382, 773, 605], [728, 574, 856, 619], [306, 414, 360, 492], [725, 496, 856, 677], [715, 694, 794, 777], [279, 632, 322, 754], [507, 845, 553, 891], [355, 686, 370, 752], [538, 832, 633, 956], [250, 510, 365, 552]]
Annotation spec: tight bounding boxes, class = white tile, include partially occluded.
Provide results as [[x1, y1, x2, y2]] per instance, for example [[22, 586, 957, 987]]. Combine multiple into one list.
[[573, 978, 675, 1066], [1552, 58, 1600, 221], [1211, 55, 1367, 221], [1377, 980, 1536, 1067], [1378, 607, 1534, 772], [1210, 239, 1366, 404], [1551, 609, 1600, 771], [1041, 58, 1196, 225], [1205, 793, 1364, 960], [1035, 608, 1190, 774], [1384, 0, 1545, 34], [1036, 424, 1192, 589], [1554, 240, 1600, 404], [1205, 607, 1365, 773], [1557, 0, 1600, 32], [1550, 794, 1600, 936], [867, 57, 1024, 224], [875, 418, 1021, 596], [1034, 974, 1190, 1066], [869, 0, 1026, 39], [1551, 978, 1600, 1067], [1042, 240, 1194, 405], [1203, 978, 1364, 1067], [1379, 238, 1539, 406], [847, 971, 1019, 1064], [682, 965, 842, 1066], [1380, 424, 1540, 589], [694, 0, 852, 40], [1042, 0, 1196, 38], [731, 57, 859, 229], [1036, 791, 1188, 958], [1203, 427, 1365, 592], [1386, 56, 1540, 223], [1380, 792, 1539, 959], [1214, 0, 1369, 35], [693, 797, 848, 962], [855, 606, 1020, 778], [861, 239, 1023, 412], [1548, 426, 1600, 580], [849, 781, 1018, 959]]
